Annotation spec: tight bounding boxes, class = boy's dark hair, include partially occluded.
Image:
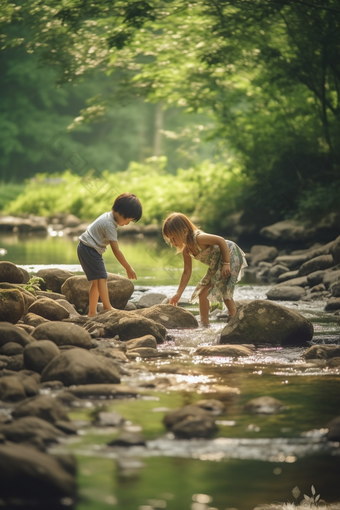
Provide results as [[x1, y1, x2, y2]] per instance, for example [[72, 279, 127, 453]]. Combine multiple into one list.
[[112, 193, 142, 222]]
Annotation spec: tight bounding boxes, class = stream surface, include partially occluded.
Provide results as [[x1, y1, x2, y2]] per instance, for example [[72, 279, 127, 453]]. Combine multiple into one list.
[[1, 233, 340, 510]]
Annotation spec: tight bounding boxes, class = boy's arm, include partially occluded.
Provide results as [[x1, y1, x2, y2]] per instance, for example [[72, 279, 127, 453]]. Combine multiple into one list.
[[109, 240, 137, 280], [169, 248, 192, 305]]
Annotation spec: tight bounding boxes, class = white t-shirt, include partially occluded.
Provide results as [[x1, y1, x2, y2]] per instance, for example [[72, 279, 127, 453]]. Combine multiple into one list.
[[79, 211, 118, 254]]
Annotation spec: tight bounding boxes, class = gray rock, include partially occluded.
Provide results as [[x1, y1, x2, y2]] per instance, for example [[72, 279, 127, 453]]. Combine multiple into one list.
[[24, 340, 60, 374], [163, 405, 218, 438], [125, 335, 157, 351], [307, 270, 327, 286], [91, 347, 128, 362], [266, 285, 306, 301], [36, 268, 75, 293], [276, 276, 309, 287], [127, 347, 160, 358], [19, 267, 30, 284], [56, 299, 79, 316], [66, 384, 139, 399], [94, 411, 125, 427], [195, 345, 253, 357], [124, 301, 137, 311], [23, 312, 49, 327], [28, 297, 70, 321], [303, 345, 340, 359], [298, 255, 335, 277], [36, 290, 66, 301], [268, 264, 289, 281], [194, 399, 225, 415], [137, 292, 168, 308], [277, 270, 299, 282], [61, 274, 134, 312], [250, 245, 279, 266], [0, 416, 65, 449], [0, 261, 24, 284], [325, 298, 340, 311], [0, 342, 23, 356], [330, 235, 340, 264], [220, 299, 313, 346], [133, 304, 198, 329], [0, 289, 25, 323], [323, 269, 340, 289], [331, 283, 340, 297], [32, 321, 92, 349], [0, 443, 76, 499], [244, 396, 285, 414], [108, 432, 146, 447], [0, 376, 26, 402], [260, 220, 315, 243], [41, 348, 121, 386], [12, 394, 69, 424]]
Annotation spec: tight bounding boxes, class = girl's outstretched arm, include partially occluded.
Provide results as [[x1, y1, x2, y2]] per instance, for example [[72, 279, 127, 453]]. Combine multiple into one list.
[[196, 233, 231, 278], [169, 248, 192, 306]]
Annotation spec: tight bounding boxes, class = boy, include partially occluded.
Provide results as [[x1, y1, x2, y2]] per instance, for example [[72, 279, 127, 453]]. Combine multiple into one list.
[[77, 192, 142, 317]]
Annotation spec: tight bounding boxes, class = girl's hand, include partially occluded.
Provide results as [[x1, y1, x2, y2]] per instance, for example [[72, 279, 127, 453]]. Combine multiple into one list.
[[126, 266, 137, 280], [169, 293, 181, 306], [222, 264, 231, 279]]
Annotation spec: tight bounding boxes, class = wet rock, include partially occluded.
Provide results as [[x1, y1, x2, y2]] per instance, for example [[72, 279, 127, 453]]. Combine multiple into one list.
[[310, 283, 326, 293], [0, 416, 65, 449], [220, 300, 313, 346], [125, 335, 157, 351], [94, 411, 125, 427], [266, 285, 306, 301], [23, 312, 49, 327], [28, 297, 70, 321], [303, 344, 340, 359], [66, 384, 139, 399], [244, 396, 285, 414], [331, 283, 340, 297], [24, 340, 60, 374], [137, 292, 168, 308], [12, 394, 69, 424], [194, 399, 225, 415], [0, 261, 24, 284], [267, 264, 289, 282], [0, 289, 25, 323], [40, 380, 64, 390], [32, 321, 92, 349], [55, 420, 79, 435], [133, 304, 198, 329], [0, 376, 26, 402], [91, 347, 128, 362], [61, 274, 134, 312], [36, 268, 75, 293], [0, 443, 76, 500], [327, 357, 340, 368], [56, 299, 79, 316], [124, 301, 137, 311], [85, 309, 166, 344], [330, 235, 340, 264], [323, 269, 340, 289], [276, 276, 309, 287], [40, 348, 121, 386], [298, 254, 335, 277], [326, 416, 340, 441], [127, 347, 161, 358], [250, 245, 278, 266], [307, 270, 327, 286], [164, 405, 218, 439], [0, 342, 23, 356], [325, 298, 340, 311], [0, 215, 48, 233], [108, 431, 146, 447], [195, 345, 253, 357]]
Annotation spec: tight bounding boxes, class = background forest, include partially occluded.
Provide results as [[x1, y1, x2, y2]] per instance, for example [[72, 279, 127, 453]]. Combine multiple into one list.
[[1, 0, 340, 232]]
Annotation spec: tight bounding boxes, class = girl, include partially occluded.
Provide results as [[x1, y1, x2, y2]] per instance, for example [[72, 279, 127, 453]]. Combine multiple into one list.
[[162, 212, 248, 326]]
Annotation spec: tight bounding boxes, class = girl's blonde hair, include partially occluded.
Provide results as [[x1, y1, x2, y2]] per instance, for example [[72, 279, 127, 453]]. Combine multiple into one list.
[[162, 212, 199, 253]]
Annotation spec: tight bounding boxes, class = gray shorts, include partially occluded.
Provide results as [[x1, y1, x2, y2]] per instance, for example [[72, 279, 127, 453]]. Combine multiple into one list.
[[77, 242, 108, 281]]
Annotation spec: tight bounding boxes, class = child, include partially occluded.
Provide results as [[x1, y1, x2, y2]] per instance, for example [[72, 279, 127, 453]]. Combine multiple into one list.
[[162, 212, 247, 326], [77, 193, 142, 317]]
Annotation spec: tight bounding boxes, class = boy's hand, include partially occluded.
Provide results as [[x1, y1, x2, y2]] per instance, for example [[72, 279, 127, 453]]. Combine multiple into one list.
[[126, 266, 137, 280], [169, 293, 181, 306]]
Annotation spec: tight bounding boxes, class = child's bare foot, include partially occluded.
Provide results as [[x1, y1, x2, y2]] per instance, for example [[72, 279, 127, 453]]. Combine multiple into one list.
[[199, 321, 210, 328]]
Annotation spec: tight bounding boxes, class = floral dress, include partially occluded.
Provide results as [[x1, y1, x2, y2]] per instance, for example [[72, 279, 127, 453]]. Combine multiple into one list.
[[189, 230, 248, 304]]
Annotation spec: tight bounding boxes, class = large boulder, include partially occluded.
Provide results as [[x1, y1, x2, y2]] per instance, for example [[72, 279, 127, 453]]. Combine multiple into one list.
[[307, 270, 327, 287], [0, 283, 37, 313], [32, 322, 92, 349], [133, 304, 198, 329], [28, 297, 69, 321], [24, 340, 60, 374], [0, 289, 25, 323], [36, 268, 75, 293], [249, 245, 278, 266], [220, 300, 313, 346], [0, 443, 76, 501], [0, 322, 35, 348], [0, 261, 24, 284], [330, 235, 340, 264], [137, 292, 168, 308], [86, 309, 166, 343], [266, 286, 306, 301], [298, 255, 335, 277], [41, 348, 121, 386], [12, 394, 69, 424], [61, 274, 134, 312]]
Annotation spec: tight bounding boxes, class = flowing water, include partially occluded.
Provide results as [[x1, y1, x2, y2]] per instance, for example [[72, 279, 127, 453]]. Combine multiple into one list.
[[1, 233, 340, 510]]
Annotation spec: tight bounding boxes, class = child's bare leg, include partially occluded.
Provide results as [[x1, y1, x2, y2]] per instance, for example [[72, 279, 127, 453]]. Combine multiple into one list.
[[224, 298, 237, 318], [198, 285, 212, 326], [88, 280, 99, 317], [97, 278, 113, 311]]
